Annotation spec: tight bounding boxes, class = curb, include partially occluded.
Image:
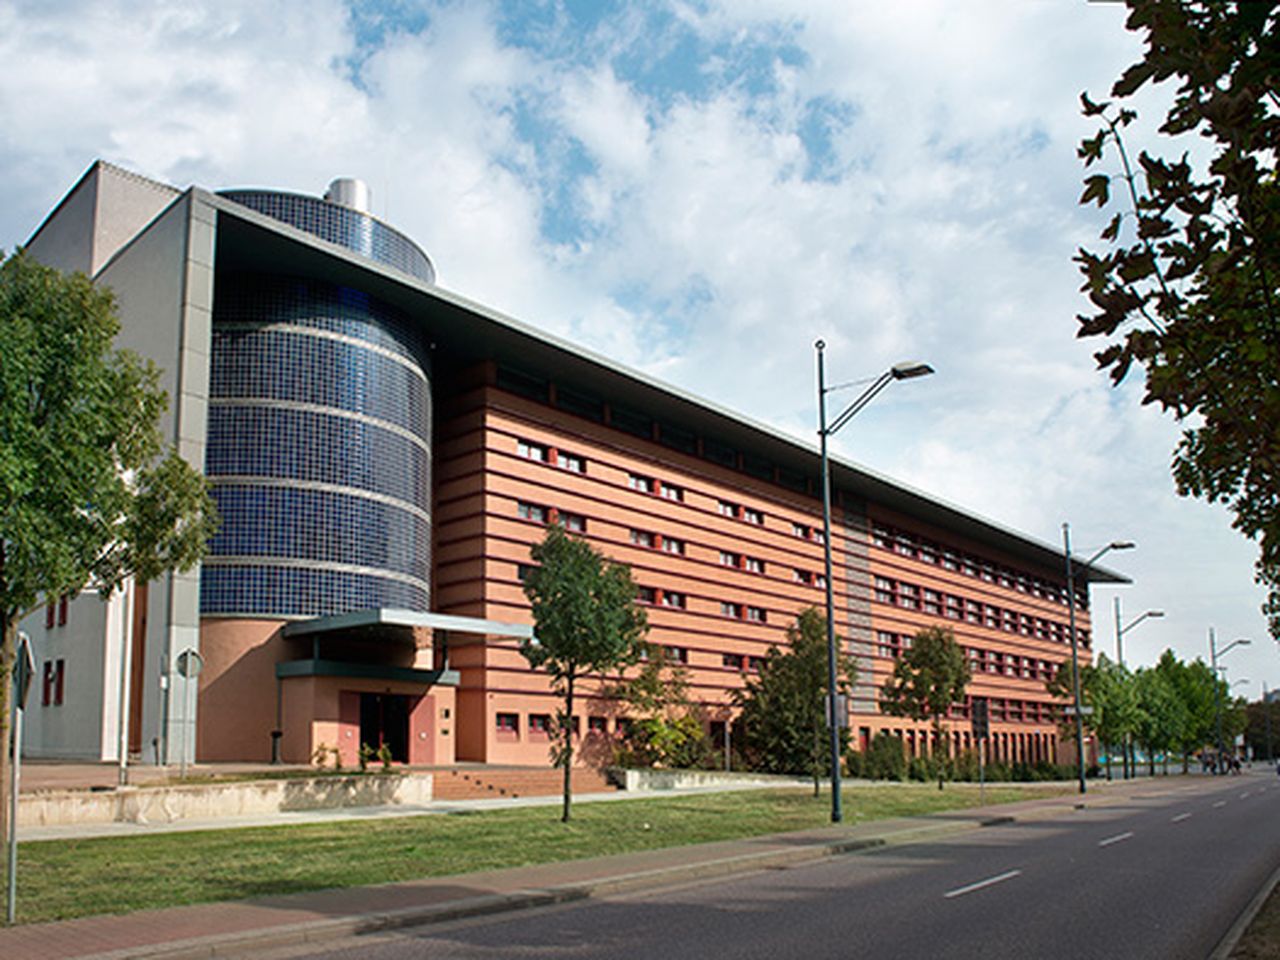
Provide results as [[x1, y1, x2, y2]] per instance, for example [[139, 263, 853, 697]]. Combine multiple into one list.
[[1209, 857, 1280, 960], [78, 814, 1013, 959]]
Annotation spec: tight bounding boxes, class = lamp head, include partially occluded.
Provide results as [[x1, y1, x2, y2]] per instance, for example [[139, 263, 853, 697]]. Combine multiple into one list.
[[1108, 540, 1136, 551], [891, 361, 934, 381], [1148, 610, 1165, 618]]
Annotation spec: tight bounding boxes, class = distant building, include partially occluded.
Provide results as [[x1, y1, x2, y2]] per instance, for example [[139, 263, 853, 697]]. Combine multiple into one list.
[[19, 161, 1125, 769]]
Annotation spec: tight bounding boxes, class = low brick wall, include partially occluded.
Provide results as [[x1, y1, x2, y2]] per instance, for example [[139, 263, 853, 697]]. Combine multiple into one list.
[[18, 773, 435, 827]]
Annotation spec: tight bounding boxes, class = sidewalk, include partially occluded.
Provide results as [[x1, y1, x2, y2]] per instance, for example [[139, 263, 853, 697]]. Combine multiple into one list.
[[0, 778, 1192, 960]]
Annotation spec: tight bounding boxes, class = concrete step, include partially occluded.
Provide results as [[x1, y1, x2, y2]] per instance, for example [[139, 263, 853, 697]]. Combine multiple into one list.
[[432, 766, 615, 800]]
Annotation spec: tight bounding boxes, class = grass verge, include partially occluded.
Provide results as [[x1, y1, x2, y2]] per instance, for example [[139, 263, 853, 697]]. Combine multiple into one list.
[[1231, 876, 1280, 959], [10, 782, 1069, 925]]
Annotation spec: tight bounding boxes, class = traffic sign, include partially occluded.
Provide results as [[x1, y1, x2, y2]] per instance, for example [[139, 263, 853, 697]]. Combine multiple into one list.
[[12, 632, 34, 709], [971, 697, 990, 740], [1064, 705, 1094, 717]]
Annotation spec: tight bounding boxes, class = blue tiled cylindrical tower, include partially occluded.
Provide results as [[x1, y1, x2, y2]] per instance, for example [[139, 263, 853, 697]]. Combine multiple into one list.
[[202, 188, 434, 618]]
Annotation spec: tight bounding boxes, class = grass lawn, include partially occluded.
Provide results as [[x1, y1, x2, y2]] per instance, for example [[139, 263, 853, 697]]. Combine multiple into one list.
[[10, 782, 1070, 925]]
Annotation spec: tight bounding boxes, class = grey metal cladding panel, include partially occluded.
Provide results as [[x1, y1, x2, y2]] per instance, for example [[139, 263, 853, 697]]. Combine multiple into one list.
[[842, 500, 877, 709], [95, 194, 192, 448]]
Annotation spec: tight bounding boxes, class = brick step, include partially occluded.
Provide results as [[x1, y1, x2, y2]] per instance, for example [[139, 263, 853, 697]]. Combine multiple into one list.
[[431, 766, 615, 801]]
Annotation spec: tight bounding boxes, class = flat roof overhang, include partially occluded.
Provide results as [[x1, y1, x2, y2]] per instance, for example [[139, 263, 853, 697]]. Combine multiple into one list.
[[281, 609, 535, 643], [205, 192, 1129, 587], [274, 660, 460, 686]]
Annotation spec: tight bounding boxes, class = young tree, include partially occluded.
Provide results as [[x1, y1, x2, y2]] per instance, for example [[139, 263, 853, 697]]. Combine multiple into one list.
[[735, 607, 855, 795], [1133, 665, 1190, 775], [520, 523, 648, 822], [1087, 655, 1140, 780], [0, 249, 217, 844], [609, 645, 713, 770], [1075, 1, 1280, 635], [1158, 652, 1220, 770], [879, 626, 971, 790]]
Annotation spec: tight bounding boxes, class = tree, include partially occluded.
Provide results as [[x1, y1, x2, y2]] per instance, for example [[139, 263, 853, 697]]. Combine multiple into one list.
[[879, 626, 971, 790], [520, 522, 648, 822], [1085, 655, 1140, 780], [1158, 652, 1220, 769], [1076, 1, 1280, 635], [609, 645, 714, 770], [0, 249, 217, 845], [735, 607, 854, 795], [1133, 665, 1188, 774]]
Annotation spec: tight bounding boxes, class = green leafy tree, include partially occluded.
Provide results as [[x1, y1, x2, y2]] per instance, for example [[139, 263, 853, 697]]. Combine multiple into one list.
[[879, 626, 971, 790], [1133, 665, 1189, 774], [735, 607, 854, 795], [1244, 695, 1280, 761], [1158, 652, 1220, 769], [0, 249, 217, 845], [1087, 654, 1141, 780], [1076, 1, 1280, 635], [609, 645, 714, 770], [520, 523, 648, 822]]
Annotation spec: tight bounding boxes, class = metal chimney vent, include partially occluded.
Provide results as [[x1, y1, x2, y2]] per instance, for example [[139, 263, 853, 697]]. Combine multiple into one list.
[[324, 178, 371, 213]]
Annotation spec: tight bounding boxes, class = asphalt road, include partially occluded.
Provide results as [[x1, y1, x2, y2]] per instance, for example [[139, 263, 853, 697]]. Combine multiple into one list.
[[248, 773, 1280, 960]]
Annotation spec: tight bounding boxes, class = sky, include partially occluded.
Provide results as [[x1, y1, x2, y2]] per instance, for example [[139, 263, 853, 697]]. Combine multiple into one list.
[[1, 0, 1274, 695]]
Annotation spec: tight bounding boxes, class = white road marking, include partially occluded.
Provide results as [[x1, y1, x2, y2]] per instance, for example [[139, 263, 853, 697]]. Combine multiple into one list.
[[944, 870, 1022, 900], [1171, 813, 1192, 823], [1240, 792, 1250, 799], [1213, 800, 1228, 808], [1098, 832, 1134, 847]]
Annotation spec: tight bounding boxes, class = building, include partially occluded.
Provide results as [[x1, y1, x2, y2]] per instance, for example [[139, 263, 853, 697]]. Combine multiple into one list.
[[18, 160, 1126, 769]]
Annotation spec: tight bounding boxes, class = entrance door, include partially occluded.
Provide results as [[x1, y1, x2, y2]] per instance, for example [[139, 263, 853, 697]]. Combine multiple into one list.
[[359, 693, 410, 762]]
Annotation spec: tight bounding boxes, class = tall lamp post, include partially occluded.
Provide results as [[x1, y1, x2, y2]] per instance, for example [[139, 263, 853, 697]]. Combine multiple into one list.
[[1113, 599, 1163, 778], [1209, 629, 1250, 764], [817, 341, 933, 823], [1062, 524, 1133, 795]]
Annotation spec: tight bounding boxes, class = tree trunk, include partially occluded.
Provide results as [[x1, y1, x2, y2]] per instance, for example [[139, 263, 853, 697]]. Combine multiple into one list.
[[561, 671, 575, 823], [0, 611, 14, 854], [935, 717, 945, 791]]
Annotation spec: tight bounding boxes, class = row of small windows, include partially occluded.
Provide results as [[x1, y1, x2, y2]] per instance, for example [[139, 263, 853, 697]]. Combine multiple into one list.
[[875, 631, 1063, 682], [517, 439, 586, 474], [200, 564, 428, 618], [872, 521, 1077, 608], [873, 576, 1091, 648], [628, 472, 685, 501], [496, 365, 810, 495], [515, 503, 824, 589], [516, 502, 587, 532]]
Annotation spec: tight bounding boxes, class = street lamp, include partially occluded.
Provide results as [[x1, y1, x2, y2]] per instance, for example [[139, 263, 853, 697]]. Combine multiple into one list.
[[1113, 601, 1164, 667], [1209, 629, 1251, 765], [1062, 524, 1133, 794], [817, 341, 933, 823], [1112, 599, 1163, 779]]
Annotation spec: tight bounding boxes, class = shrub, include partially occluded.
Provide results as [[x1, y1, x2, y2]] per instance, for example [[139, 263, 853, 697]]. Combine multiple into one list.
[[864, 732, 906, 781]]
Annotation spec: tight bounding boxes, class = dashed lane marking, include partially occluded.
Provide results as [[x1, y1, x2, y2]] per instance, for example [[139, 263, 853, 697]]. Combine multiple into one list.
[[1171, 813, 1192, 823], [1098, 832, 1135, 847], [944, 870, 1023, 900], [1213, 800, 1228, 808]]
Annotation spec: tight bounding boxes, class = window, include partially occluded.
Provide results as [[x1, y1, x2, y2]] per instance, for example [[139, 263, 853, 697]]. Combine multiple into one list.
[[965, 599, 982, 624], [742, 507, 763, 525], [792, 522, 811, 539], [923, 589, 941, 615], [630, 529, 655, 548], [721, 601, 743, 619], [793, 569, 812, 585], [57, 595, 68, 626], [878, 631, 901, 658], [637, 586, 656, 604], [722, 653, 745, 669], [719, 550, 741, 568], [588, 715, 608, 733], [628, 474, 654, 494], [718, 500, 739, 518], [557, 451, 586, 473], [660, 590, 687, 609], [748, 656, 765, 672], [517, 501, 547, 523], [661, 536, 685, 555], [559, 511, 587, 533], [746, 606, 767, 623], [899, 583, 919, 609], [875, 577, 895, 604], [743, 556, 763, 574], [45, 602, 55, 629], [664, 645, 690, 663], [495, 712, 519, 735], [42, 659, 64, 707], [815, 573, 827, 588], [945, 595, 962, 619], [517, 439, 548, 462], [529, 714, 552, 737], [517, 563, 537, 583], [660, 482, 684, 502]]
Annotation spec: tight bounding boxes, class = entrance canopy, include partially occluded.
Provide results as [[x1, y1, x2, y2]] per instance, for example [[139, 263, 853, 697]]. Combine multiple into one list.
[[278, 608, 535, 684]]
